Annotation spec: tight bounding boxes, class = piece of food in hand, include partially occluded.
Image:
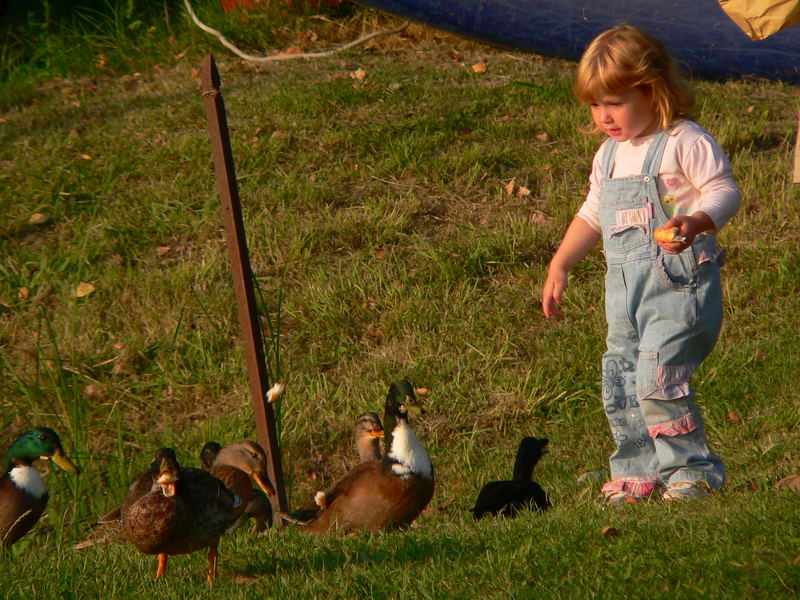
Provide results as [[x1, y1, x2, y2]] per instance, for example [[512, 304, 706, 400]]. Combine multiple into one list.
[[653, 226, 686, 243]]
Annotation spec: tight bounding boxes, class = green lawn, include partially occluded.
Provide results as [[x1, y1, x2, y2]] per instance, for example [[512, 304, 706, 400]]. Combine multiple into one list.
[[1, 4, 798, 598]]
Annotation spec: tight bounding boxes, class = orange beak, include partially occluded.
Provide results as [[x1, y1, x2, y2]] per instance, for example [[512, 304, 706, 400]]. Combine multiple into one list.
[[253, 471, 276, 498]]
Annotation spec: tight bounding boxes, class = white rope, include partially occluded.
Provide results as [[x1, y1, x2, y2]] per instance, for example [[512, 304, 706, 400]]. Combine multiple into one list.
[[183, 0, 409, 63]]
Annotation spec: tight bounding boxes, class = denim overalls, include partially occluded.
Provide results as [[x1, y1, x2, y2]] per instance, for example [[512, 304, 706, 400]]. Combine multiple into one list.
[[598, 131, 726, 499]]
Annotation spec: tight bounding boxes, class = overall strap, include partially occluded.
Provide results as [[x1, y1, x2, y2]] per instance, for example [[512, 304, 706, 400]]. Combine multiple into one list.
[[600, 138, 618, 177]]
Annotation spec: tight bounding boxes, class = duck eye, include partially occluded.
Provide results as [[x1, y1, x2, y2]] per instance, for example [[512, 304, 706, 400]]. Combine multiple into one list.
[[37, 435, 47, 441]]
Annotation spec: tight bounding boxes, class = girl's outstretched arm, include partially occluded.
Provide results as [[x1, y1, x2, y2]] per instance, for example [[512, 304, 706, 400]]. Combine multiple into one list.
[[542, 216, 601, 319]]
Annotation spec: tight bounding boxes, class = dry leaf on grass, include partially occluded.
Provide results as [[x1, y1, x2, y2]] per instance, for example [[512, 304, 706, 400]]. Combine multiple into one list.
[[601, 526, 619, 538], [29, 213, 49, 225], [504, 179, 515, 195], [350, 68, 366, 80], [517, 186, 531, 197], [471, 62, 487, 73], [75, 282, 95, 298], [775, 475, 800, 492]]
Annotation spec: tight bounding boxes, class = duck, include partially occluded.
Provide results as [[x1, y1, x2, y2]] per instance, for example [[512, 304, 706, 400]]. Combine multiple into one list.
[[470, 436, 550, 519], [1, 427, 79, 548], [119, 447, 238, 582], [199, 440, 275, 534], [286, 380, 434, 534], [354, 411, 384, 463]]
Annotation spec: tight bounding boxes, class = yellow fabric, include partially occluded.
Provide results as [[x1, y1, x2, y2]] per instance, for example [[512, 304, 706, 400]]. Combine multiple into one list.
[[719, 0, 800, 40]]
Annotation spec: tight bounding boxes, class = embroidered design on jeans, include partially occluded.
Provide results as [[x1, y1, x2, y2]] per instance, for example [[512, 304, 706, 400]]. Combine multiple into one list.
[[602, 360, 625, 402]]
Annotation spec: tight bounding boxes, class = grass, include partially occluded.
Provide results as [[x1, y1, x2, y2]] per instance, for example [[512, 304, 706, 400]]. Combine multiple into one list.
[[1, 2, 799, 598]]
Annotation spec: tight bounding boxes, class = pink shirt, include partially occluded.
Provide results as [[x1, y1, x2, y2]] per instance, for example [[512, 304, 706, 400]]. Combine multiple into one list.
[[577, 120, 740, 234]]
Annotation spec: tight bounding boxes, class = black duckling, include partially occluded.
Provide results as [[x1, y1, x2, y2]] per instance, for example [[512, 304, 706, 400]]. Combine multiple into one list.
[[285, 381, 434, 534], [470, 436, 550, 519], [1, 427, 79, 548]]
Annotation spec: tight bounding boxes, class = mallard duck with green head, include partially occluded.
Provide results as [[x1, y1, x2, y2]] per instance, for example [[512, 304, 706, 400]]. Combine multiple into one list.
[[286, 381, 434, 534], [1, 427, 79, 548], [120, 447, 237, 582]]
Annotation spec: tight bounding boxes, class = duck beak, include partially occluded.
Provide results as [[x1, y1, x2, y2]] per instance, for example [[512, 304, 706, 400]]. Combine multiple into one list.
[[369, 429, 385, 438], [405, 405, 423, 418], [157, 470, 178, 497], [253, 471, 276, 498], [50, 449, 80, 475]]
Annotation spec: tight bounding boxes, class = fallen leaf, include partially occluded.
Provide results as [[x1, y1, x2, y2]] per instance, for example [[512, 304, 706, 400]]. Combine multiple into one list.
[[0, 117, 6, 124], [29, 213, 49, 225], [775, 475, 800, 492], [156, 246, 172, 256], [472, 62, 487, 74], [83, 384, 103, 398], [746, 105, 754, 113], [75, 282, 95, 298], [504, 179, 515, 195], [80, 154, 92, 161], [281, 45, 303, 56], [18, 287, 30, 300], [517, 186, 531, 197], [535, 132, 549, 142], [727, 411, 742, 423], [415, 387, 431, 397], [374, 247, 386, 259], [350, 68, 366, 81], [601, 526, 619, 538]]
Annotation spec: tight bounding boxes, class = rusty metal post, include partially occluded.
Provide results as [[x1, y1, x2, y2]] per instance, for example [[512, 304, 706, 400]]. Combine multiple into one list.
[[199, 54, 288, 519]]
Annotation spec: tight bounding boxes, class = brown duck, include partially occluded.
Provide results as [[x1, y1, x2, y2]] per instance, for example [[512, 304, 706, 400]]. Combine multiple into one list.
[[119, 447, 236, 582], [354, 411, 384, 463], [286, 380, 434, 534], [199, 440, 275, 533], [1, 427, 79, 548]]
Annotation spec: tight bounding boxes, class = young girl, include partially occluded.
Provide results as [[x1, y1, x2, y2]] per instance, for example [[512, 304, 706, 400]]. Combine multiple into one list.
[[541, 25, 740, 504]]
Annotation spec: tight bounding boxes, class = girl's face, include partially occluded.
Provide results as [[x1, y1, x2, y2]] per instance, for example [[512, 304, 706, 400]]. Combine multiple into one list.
[[590, 87, 658, 141]]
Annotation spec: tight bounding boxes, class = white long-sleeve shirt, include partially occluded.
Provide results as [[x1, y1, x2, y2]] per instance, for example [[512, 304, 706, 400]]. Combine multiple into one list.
[[577, 120, 740, 234]]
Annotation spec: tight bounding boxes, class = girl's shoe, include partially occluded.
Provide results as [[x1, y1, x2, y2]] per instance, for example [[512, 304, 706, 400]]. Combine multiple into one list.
[[662, 480, 712, 503], [600, 479, 661, 506]]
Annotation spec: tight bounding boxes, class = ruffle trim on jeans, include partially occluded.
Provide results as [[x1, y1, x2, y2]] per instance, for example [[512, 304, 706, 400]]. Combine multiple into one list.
[[601, 477, 663, 499], [648, 412, 700, 438]]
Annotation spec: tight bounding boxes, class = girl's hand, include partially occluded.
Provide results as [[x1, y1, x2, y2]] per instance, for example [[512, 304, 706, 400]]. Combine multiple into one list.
[[542, 267, 568, 319], [656, 212, 715, 255]]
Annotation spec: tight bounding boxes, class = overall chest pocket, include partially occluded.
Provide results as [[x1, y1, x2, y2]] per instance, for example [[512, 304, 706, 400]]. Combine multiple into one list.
[[600, 196, 651, 255]]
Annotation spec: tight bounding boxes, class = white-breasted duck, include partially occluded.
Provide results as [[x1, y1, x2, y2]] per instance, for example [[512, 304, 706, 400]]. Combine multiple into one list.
[[0, 427, 79, 548], [286, 380, 434, 534]]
